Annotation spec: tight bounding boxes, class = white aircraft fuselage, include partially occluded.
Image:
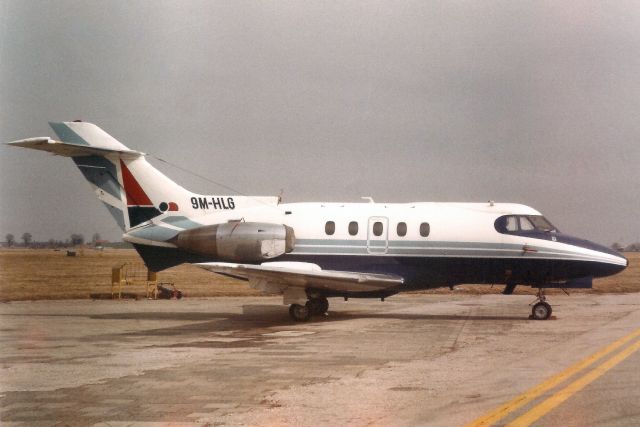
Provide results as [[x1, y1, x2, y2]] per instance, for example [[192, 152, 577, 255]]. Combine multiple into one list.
[[8, 121, 628, 321], [126, 200, 626, 290]]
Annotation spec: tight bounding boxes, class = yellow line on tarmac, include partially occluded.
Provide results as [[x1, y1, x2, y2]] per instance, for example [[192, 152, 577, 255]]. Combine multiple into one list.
[[466, 327, 640, 427], [507, 338, 640, 426]]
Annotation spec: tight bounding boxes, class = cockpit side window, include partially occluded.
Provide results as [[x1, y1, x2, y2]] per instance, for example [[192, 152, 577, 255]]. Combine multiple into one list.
[[506, 216, 518, 232], [495, 215, 558, 234]]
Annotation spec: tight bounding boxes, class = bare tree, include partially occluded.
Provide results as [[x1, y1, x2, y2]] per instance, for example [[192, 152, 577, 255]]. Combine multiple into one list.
[[5, 233, 15, 247], [625, 243, 640, 252], [70, 234, 84, 246], [21, 232, 32, 247], [611, 242, 625, 252]]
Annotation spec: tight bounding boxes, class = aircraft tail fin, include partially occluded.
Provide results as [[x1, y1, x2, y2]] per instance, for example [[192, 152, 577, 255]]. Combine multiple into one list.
[[7, 121, 192, 231]]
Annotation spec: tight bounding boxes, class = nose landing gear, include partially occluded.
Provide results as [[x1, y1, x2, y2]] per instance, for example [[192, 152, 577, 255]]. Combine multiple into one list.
[[530, 288, 553, 320]]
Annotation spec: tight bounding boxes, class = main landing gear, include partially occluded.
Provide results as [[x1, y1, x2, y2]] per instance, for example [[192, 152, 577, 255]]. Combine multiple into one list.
[[289, 297, 329, 322], [530, 288, 553, 320]]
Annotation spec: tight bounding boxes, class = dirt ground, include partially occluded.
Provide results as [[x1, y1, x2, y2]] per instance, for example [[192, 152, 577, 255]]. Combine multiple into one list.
[[0, 249, 637, 301]]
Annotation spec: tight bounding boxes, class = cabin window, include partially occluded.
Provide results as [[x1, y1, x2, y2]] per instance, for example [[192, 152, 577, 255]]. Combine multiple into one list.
[[505, 216, 518, 232], [373, 221, 383, 236], [325, 221, 335, 235], [419, 222, 430, 237], [397, 222, 407, 237], [348, 221, 359, 236]]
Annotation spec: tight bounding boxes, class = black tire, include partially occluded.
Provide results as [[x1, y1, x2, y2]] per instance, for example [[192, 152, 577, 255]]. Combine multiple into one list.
[[176, 291, 183, 299], [289, 304, 311, 322], [318, 298, 329, 314], [532, 301, 552, 320], [307, 298, 329, 315]]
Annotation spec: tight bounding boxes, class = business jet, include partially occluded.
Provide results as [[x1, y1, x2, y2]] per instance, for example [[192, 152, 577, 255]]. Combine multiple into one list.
[[8, 121, 628, 321]]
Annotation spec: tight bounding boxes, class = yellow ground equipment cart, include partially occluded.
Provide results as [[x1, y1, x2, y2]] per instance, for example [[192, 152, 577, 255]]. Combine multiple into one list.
[[111, 263, 160, 299]]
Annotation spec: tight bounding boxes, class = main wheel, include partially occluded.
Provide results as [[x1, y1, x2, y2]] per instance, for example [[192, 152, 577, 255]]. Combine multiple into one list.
[[531, 301, 552, 320], [318, 298, 329, 314], [289, 304, 311, 322], [307, 297, 329, 315]]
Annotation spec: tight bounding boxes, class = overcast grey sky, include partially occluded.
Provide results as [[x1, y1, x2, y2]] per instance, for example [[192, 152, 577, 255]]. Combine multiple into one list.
[[1, 0, 639, 245]]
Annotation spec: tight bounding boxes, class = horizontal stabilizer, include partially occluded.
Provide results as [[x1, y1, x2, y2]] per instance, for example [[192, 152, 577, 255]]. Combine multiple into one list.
[[196, 261, 405, 293], [6, 137, 144, 159]]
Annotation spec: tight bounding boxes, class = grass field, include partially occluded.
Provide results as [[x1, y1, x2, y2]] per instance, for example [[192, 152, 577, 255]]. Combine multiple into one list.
[[0, 249, 638, 301], [0, 248, 261, 301]]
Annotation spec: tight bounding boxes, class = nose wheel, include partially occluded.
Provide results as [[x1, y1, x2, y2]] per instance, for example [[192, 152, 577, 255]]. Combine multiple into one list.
[[530, 288, 553, 320]]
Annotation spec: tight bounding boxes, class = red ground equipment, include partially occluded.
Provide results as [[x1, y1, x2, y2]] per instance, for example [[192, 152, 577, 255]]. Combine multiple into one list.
[[156, 283, 183, 299]]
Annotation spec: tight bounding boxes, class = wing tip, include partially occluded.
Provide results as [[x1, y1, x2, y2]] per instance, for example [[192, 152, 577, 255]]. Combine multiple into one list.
[[6, 137, 52, 146]]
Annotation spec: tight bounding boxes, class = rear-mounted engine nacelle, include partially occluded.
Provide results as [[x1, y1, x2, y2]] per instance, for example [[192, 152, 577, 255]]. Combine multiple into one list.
[[172, 222, 295, 263]]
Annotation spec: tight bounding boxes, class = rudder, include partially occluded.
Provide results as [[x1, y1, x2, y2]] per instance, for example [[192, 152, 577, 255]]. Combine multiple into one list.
[[8, 121, 281, 236], [47, 121, 192, 231]]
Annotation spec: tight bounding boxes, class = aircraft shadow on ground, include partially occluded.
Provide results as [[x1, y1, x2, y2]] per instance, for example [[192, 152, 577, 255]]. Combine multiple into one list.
[[87, 305, 527, 339], [328, 311, 527, 322], [90, 305, 298, 337]]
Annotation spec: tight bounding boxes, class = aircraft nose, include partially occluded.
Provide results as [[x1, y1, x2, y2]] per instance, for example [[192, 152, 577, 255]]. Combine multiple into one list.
[[599, 249, 629, 279], [598, 244, 627, 266], [556, 233, 628, 277], [588, 241, 628, 275], [589, 250, 627, 278], [609, 253, 628, 274], [620, 253, 629, 270]]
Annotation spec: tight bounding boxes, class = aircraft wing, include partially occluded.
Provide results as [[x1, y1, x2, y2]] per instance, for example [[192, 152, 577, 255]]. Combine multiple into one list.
[[195, 261, 404, 293]]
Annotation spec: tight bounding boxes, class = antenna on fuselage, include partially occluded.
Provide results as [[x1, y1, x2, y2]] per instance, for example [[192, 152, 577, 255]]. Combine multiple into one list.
[[361, 196, 375, 203], [150, 154, 281, 211]]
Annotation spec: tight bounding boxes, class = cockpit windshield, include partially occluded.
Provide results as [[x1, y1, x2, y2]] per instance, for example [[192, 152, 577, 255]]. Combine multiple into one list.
[[495, 215, 558, 234], [527, 215, 556, 232]]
